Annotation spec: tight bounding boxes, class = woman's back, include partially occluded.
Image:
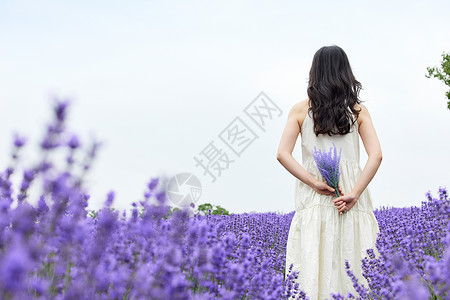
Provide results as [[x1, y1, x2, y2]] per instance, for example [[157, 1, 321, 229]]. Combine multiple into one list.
[[282, 99, 381, 299], [299, 99, 360, 166], [278, 45, 382, 299]]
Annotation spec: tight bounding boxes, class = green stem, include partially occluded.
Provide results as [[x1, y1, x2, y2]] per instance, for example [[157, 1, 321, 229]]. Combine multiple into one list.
[[334, 187, 341, 198]]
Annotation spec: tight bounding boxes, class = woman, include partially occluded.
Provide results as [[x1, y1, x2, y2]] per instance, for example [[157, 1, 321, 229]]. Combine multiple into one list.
[[277, 45, 382, 299]]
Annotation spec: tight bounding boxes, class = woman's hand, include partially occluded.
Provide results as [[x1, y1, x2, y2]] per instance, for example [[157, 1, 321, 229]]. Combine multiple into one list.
[[332, 193, 358, 215], [312, 181, 343, 197]]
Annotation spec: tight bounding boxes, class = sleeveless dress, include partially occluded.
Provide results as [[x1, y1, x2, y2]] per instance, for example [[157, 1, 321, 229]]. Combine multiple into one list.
[[285, 108, 381, 300]]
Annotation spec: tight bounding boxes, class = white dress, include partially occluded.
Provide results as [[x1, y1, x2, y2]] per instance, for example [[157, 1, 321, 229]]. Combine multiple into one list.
[[285, 108, 380, 300]]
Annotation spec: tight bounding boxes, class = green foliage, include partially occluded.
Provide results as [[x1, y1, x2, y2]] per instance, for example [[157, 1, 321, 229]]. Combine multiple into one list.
[[426, 51, 450, 109], [197, 203, 213, 213], [197, 203, 230, 215], [88, 209, 98, 219], [166, 206, 181, 218]]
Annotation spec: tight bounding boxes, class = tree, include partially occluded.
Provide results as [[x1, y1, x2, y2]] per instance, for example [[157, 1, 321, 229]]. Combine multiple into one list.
[[425, 51, 450, 109], [197, 203, 230, 215]]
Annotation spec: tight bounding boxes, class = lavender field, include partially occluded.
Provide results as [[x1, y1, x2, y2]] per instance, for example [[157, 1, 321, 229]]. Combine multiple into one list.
[[0, 99, 448, 300]]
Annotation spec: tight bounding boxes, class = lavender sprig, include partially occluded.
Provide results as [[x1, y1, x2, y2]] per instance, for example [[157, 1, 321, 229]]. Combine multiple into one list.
[[312, 142, 342, 197]]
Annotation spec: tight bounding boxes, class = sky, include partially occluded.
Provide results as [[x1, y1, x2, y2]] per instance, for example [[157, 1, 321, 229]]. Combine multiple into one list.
[[0, 0, 449, 215]]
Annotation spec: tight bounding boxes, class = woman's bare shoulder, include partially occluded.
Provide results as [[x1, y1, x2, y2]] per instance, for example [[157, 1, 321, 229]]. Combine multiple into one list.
[[353, 102, 366, 111], [290, 99, 309, 131], [290, 98, 309, 113], [352, 102, 369, 127]]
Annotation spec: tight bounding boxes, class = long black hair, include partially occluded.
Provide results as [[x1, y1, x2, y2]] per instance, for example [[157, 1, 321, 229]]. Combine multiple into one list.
[[307, 45, 364, 137]]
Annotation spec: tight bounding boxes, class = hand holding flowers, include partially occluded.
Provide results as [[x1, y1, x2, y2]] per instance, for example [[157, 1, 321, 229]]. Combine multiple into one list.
[[312, 181, 344, 198], [312, 142, 350, 215], [333, 193, 358, 214]]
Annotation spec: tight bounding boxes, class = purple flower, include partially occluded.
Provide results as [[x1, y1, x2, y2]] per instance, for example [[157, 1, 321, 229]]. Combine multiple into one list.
[[13, 133, 27, 148], [37, 196, 49, 215], [156, 190, 167, 205], [11, 202, 37, 235], [147, 177, 159, 191], [0, 237, 33, 292], [29, 275, 51, 297], [18, 169, 36, 200], [67, 134, 81, 149], [40, 136, 60, 150], [54, 98, 70, 122], [104, 190, 115, 207], [312, 142, 342, 197], [98, 207, 118, 233]]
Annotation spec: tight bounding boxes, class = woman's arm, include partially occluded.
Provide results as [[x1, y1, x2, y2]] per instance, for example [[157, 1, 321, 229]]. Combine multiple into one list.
[[276, 103, 319, 189], [351, 104, 383, 200]]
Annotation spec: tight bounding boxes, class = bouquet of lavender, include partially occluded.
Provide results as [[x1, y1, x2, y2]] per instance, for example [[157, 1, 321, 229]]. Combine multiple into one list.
[[312, 142, 342, 197]]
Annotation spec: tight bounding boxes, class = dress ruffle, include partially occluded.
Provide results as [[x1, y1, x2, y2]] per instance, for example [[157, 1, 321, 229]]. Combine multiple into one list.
[[285, 159, 380, 300]]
